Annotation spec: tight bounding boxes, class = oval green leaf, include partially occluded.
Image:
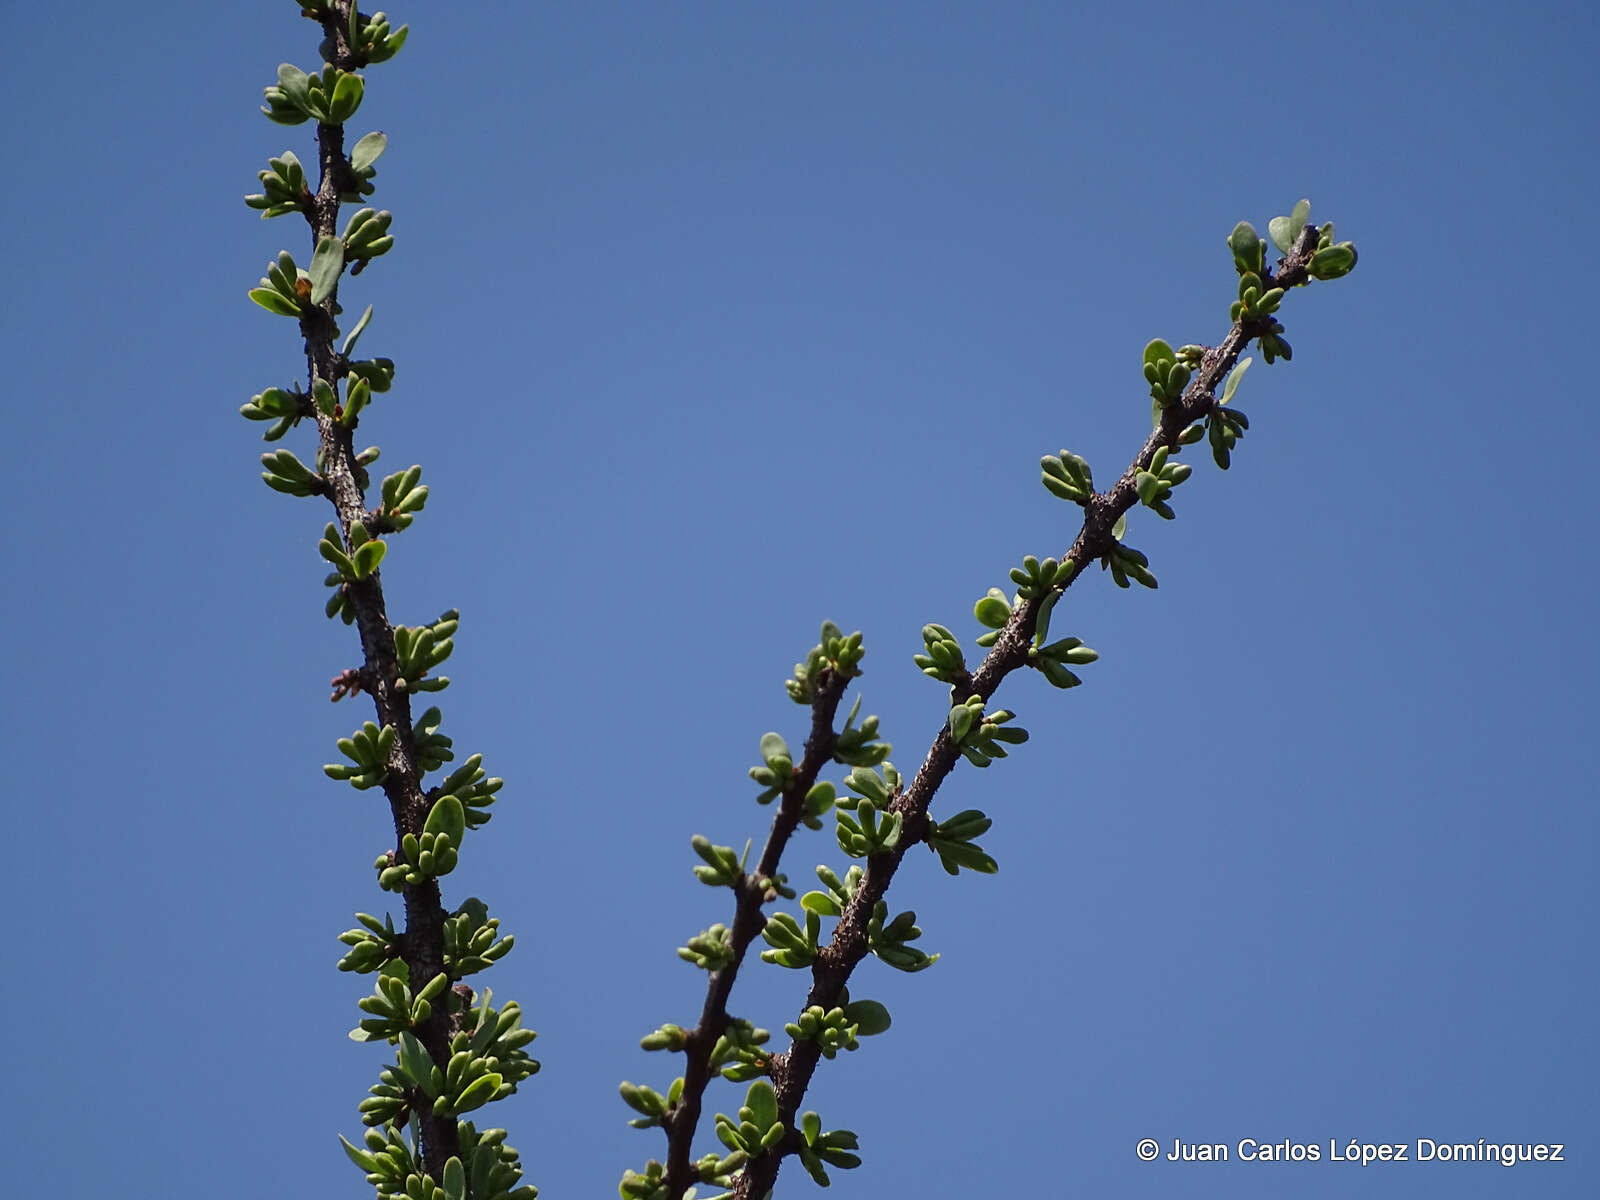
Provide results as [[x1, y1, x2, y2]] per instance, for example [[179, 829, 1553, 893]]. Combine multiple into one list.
[[451, 1071, 503, 1114], [248, 286, 301, 316], [308, 235, 344, 305], [949, 704, 975, 744], [1227, 221, 1260, 270], [1142, 338, 1175, 371], [973, 593, 1010, 629], [745, 1080, 779, 1130], [1268, 215, 1294, 255], [352, 539, 387, 578], [330, 71, 365, 122], [844, 998, 892, 1036], [442, 1157, 466, 1200], [801, 890, 840, 916], [424, 794, 466, 846], [759, 732, 790, 767], [276, 62, 313, 111], [351, 131, 387, 173], [1220, 356, 1252, 406], [1289, 198, 1311, 244]]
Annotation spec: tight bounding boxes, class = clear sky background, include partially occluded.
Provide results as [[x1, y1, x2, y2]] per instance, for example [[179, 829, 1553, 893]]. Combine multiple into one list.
[[3, 2, 1595, 1198]]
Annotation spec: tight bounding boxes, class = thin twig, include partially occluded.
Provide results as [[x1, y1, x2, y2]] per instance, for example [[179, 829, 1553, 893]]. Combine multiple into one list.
[[291, 1, 461, 1178], [662, 668, 852, 1196], [732, 227, 1323, 1199]]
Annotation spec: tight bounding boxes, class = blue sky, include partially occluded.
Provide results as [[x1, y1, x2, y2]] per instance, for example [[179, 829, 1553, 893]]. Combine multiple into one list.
[[3, 2, 1595, 1198]]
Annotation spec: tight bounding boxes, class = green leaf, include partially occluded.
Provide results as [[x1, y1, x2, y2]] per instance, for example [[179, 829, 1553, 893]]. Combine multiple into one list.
[[798, 1147, 830, 1187], [949, 704, 975, 744], [760, 732, 790, 767], [801, 890, 839, 916], [351, 131, 387, 173], [1288, 198, 1310, 245], [450, 1071, 502, 1114], [248, 287, 301, 316], [1142, 339, 1175, 371], [745, 1080, 779, 1131], [265, 449, 314, 481], [1268, 199, 1311, 254], [1227, 221, 1261, 272], [442, 1157, 466, 1200], [804, 780, 836, 818], [397, 1032, 436, 1090], [330, 70, 365, 122], [1309, 243, 1358, 280], [342, 304, 375, 357], [308, 236, 344, 305], [424, 795, 466, 846], [847, 766, 889, 805], [312, 378, 337, 416], [276, 62, 313, 112], [1220, 357, 1251, 406], [973, 590, 1010, 629], [843, 999, 891, 1036], [338, 1135, 378, 1170], [352, 539, 386, 578], [1267, 216, 1292, 255]]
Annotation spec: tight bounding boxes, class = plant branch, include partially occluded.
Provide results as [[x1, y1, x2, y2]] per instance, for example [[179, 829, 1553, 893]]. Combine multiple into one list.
[[660, 666, 853, 1197], [732, 225, 1325, 1200], [287, 1, 460, 1179]]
